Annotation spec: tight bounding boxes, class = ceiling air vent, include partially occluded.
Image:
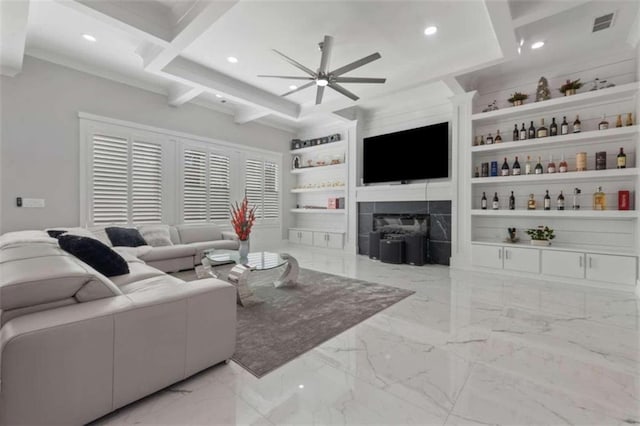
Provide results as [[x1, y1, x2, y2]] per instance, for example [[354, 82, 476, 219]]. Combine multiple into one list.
[[592, 12, 615, 32]]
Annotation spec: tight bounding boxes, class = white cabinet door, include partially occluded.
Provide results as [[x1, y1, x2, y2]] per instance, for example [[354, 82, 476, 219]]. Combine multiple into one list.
[[504, 247, 540, 273], [542, 250, 585, 279], [471, 244, 503, 269], [586, 253, 637, 286], [312, 231, 327, 247], [326, 232, 344, 249], [299, 231, 314, 246], [288, 229, 300, 244]]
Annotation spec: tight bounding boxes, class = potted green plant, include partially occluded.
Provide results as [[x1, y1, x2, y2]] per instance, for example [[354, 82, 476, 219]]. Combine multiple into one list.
[[559, 79, 583, 96], [526, 225, 555, 246], [507, 92, 528, 106]]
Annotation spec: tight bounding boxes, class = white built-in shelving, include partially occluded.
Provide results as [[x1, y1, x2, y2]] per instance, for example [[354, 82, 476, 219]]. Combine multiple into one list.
[[470, 209, 637, 219], [290, 163, 345, 174], [290, 187, 345, 194], [472, 168, 638, 185], [290, 140, 346, 155], [290, 208, 345, 214]]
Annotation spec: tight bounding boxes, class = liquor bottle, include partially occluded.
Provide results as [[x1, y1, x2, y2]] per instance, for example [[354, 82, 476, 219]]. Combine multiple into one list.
[[550, 117, 558, 136], [525, 156, 532, 175], [481, 192, 487, 210], [547, 155, 556, 173], [509, 191, 515, 210], [486, 133, 494, 144], [527, 194, 536, 210], [560, 116, 569, 135], [537, 118, 548, 138], [474, 166, 480, 178], [557, 191, 565, 210], [572, 187, 582, 210], [626, 113, 634, 126], [573, 115, 581, 133], [495, 130, 502, 143], [501, 157, 510, 176], [593, 186, 606, 210], [617, 147, 627, 168], [598, 114, 609, 130], [519, 123, 527, 140], [513, 124, 519, 141], [492, 192, 499, 210], [512, 156, 521, 175], [480, 135, 485, 145], [528, 121, 536, 139], [473, 136, 479, 146], [558, 154, 568, 173], [615, 114, 623, 128], [535, 156, 544, 174], [544, 190, 551, 210]]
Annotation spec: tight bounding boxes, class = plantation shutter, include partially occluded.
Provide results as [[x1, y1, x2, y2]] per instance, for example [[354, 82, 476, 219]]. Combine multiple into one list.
[[245, 159, 263, 218], [92, 134, 129, 224], [263, 161, 279, 220], [208, 153, 231, 221], [183, 149, 207, 223], [131, 141, 163, 224]]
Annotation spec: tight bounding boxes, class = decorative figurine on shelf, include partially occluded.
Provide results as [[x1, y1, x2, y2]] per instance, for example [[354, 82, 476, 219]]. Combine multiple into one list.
[[292, 155, 301, 169], [506, 227, 519, 243], [507, 92, 528, 106], [535, 76, 551, 102], [559, 78, 583, 96], [482, 100, 499, 112]]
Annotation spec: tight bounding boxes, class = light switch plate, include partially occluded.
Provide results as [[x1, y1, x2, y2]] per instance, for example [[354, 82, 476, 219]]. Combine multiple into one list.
[[22, 198, 45, 208]]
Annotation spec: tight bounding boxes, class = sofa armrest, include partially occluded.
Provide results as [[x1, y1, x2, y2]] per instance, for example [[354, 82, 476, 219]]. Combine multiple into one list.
[[221, 231, 238, 241]]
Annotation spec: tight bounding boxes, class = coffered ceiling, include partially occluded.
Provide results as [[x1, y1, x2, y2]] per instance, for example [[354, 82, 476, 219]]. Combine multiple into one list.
[[1, 0, 639, 130]]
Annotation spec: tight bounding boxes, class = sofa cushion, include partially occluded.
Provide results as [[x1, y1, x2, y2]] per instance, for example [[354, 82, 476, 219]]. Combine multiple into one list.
[[0, 230, 57, 249], [138, 244, 196, 262], [59, 235, 130, 277], [113, 246, 153, 260], [0, 244, 65, 264], [176, 224, 222, 244], [105, 227, 147, 247], [190, 240, 241, 263], [118, 275, 185, 294], [109, 262, 166, 287], [169, 226, 181, 244], [138, 225, 173, 247]]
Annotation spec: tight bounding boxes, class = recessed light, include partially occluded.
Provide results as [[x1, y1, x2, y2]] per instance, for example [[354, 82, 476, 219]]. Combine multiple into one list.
[[423, 26, 437, 36], [289, 85, 298, 90], [298, 384, 304, 389], [227, 56, 238, 64], [316, 78, 328, 87], [82, 34, 97, 42], [215, 94, 223, 98], [531, 41, 545, 49]]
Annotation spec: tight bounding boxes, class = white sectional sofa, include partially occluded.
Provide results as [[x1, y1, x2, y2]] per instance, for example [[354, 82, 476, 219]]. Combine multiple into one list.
[[0, 227, 238, 425]]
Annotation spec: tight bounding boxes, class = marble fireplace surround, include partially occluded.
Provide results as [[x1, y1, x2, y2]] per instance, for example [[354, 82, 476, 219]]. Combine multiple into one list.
[[358, 201, 451, 265]]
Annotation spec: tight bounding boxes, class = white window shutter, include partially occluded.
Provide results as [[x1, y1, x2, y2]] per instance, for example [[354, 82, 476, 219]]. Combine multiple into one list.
[[92, 134, 129, 224], [263, 161, 279, 220], [245, 159, 263, 218], [183, 149, 208, 223], [209, 153, 231, 221], [131, 141, 163, 224]]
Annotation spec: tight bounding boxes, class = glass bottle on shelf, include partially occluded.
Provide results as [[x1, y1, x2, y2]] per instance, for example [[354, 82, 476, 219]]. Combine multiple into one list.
[[593, 186, 606, 210], [572, 188, 581, 210], [560, 116, 569, 135], [576, 152, 587, 171], [473, 136, 479, 146], [598, 114, 609, 130], [573, 115, 581, 133], [547, 155, 556, 173], [486, 133, 494, 144], [617, 147, 626, 168], [537, 118, 548, 138], [520, 123, 527, 140], [615, 114, 623, 128], [528, 121, 536, 139], [495, 130, 502, 143], [501, 157, 510, 176], [544, 190, 551, 210], [481, 192, 487, 210], [512, 156, 521, 175], [492, 192, 499, 210], [525, 156, 532, 175], [535, 156, 544, 174], [527, 194, 536, 210], [480, 135, 485, 145], [626, 113, 634, 126], [558, 154, 568, 173], [513, 124, 519, 141], [550, 117, 558, 136], [557, 191, 565, 210], [474, 166, 480, 178], [509, 191, 515, 210]]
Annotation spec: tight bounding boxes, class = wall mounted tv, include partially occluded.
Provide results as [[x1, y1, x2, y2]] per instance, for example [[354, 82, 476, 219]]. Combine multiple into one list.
[[362, 122, 449, 184]]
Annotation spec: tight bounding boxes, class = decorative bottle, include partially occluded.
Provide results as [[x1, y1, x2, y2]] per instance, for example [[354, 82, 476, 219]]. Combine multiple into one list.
[[557, 191, 565, 210], [495, 130, 502, 143], [593, 186, 606, 210], [535, 156, 544, 174], [512, 156, 521, 175], [481, 192, 487, 210], [513, 124, 519, 141], [547, 155, 556, 174], [492, 192, 499, 210], [550, 117, 558, 136], [617, 147, 626, 168], [626, 113, 634, 126], [544, 190, 551, 210], [528, 121, 536, 139], [509, 191, 515, 210], [615, 114, 623, 128], [519, 123, 527, 140], [486, 133, 494, 144], [525, 156, 532, 175], [558, 154, 568, 173], [537, 118, 548, 138], [560, 116, 569, 135], [598, 114, 609, 130], [527, 194, 536, 210], [501, 157, 510, 176], [573, 115, 581, 133]]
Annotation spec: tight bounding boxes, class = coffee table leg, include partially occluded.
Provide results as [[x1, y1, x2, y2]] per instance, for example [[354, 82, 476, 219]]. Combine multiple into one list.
[[227, 265, 259, 307], [274, 253, 298, 288]]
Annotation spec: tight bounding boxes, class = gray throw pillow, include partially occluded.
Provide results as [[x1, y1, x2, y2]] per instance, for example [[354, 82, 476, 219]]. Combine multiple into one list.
[[139, 225, 173, 247]]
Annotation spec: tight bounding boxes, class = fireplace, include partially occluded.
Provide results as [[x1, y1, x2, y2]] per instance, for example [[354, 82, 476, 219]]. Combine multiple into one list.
[[373, 214, 429, 236]]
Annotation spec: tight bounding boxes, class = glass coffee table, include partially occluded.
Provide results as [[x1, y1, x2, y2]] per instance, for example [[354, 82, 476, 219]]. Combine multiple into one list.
[[202, 249, 299, 306]]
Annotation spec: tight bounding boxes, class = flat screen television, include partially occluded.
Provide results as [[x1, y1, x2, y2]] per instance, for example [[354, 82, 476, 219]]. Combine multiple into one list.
[[362, 122, 449, 184]]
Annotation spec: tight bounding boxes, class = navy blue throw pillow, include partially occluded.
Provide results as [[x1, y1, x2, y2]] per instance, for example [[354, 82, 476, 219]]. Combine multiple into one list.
[[47, 229, 67, 239], [105, 227, 147, 247], [58, 235, 129, 277]]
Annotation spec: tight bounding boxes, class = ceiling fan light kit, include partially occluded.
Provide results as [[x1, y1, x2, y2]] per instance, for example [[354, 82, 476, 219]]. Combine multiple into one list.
[[258, 35, 386, 105]]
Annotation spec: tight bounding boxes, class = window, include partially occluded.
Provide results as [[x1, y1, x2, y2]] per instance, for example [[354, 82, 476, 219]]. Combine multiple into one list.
[[245, 158, 280, 222], [182, 148, 231, 223]]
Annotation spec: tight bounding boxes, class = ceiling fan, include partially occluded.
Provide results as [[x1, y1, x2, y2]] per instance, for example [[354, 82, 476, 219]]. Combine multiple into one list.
[[257, 35, 386, 105]]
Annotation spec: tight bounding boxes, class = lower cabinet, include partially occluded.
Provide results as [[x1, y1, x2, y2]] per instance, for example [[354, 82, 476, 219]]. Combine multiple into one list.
[[585, 253, 637, 286], [313, 231, 344, 249], [542, 251, 585, 279], [288, 229, 313, 245], [471, 244, 504, 269], [472, 244, 539, 273]]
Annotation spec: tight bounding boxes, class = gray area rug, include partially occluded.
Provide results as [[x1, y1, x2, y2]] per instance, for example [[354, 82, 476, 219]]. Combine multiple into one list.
[[174, 266, 414, 378]]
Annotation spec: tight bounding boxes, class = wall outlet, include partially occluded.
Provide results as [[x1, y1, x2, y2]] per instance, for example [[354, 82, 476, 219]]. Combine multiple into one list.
[[22, 198, 45, 208]]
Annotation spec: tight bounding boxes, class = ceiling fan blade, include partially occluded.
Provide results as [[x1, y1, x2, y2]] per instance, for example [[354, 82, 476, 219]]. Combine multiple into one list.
[[281, 81, 315, 97], [328, 82, 359, 101], [331, 52, 381, 77], [318, 35, 334, 74], [315, 86, 325, 105], [333, 77, 386, 84], [257, 75, 314, 80], [272, 49, 317, 77]]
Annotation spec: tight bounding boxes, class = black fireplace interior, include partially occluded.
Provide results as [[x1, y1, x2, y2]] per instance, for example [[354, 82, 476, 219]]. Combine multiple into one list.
[[373, 214, 429, 237]]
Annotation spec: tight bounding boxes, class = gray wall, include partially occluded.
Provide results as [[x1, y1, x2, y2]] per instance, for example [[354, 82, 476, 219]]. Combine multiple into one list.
[[0, 56, 293, 232]]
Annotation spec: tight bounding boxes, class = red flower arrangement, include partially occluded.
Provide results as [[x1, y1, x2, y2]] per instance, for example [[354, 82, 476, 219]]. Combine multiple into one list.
[[230, 195, 257, 241]]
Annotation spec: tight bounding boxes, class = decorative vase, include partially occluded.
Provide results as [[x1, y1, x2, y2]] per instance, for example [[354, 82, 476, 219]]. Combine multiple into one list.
[[564, 88, 576, 96], [530, 239, 550, 246], [239, 239, 250, 259], [513, 99, 523, 106]]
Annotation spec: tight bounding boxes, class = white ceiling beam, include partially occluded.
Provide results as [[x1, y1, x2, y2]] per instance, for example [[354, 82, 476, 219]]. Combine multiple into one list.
[[627, 6, 640, 48], [1, 0, 30, 77], [162, 56, 300, 119], [331, 106, 361, 122], [442, 76, 466, 95], [511, 0, 591, 29], [484, 0, 518, 59], [168, 83, 204, 107], [234, 105, 270, 124]]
